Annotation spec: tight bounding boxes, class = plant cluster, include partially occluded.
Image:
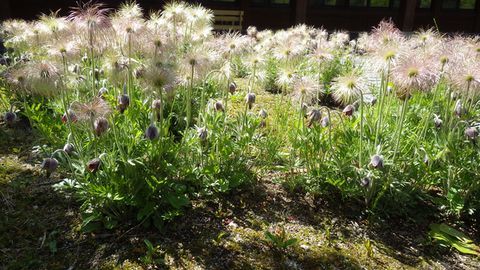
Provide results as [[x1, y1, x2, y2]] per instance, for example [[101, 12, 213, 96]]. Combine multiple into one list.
[[2, 2, 480, 229]]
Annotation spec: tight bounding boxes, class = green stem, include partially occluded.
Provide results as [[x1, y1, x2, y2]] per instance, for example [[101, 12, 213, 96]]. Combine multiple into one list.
[[393, 97, 409, 163], [359, 91, 364, 168], [186, 64, 195, 128]]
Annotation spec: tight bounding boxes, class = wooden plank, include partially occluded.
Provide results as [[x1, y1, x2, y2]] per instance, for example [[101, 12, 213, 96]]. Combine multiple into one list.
[[213, 9, 243, 31], [215, 25, 242, 31], [295, 0, 307, 24], [475, 0, 480, 32], [0, 0, 12, 20], [214, 10, 243, 16], [215, 16, 242, 22], [400, 0, 417, 31]]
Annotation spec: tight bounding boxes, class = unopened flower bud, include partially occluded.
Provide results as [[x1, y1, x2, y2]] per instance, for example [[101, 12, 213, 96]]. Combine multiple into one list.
[[301, 103, 308, 114], [117, 94, 130, 113], [423, 154, 429, 165], [151, 99, 162, 111], [63, 143, 75, 154], [307, 109, 322, 128], [259, 109, 268, 119], [229, 82, 237, 94], [465, 127, 478, 141], [454, 100, 463, 117], [321, 116, 330, 127], [214, 101, 224, 112], [62, 109, 78, 123], [360, 177, 370, 188], [87, 158, 101, 173], [134, 67, 145, 79], [197, 127, 208, 141], [259, 119, 266, 128], [98, 86, 108, 98], [245, 93, 256, 109], [433, 115, 442, 129], [4, 111, 16, 126], [94, 117, 109, 136]]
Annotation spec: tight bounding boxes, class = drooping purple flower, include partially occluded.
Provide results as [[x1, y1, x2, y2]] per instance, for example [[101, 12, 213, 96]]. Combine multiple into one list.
[[343, 104, 355, 116], [369, 154, 384, 169], [145, 124, 159, 140], [41, 158, 59, 177], [94, 117, 109, 136], [87, 158, 101, 173]]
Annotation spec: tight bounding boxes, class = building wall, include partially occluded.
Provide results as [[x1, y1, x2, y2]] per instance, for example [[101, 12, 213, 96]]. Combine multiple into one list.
[[1, 0, 480, 33]]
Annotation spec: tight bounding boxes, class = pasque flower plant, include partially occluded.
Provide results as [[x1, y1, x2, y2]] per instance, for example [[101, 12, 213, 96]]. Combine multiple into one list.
[[2, 3, 480, 230]]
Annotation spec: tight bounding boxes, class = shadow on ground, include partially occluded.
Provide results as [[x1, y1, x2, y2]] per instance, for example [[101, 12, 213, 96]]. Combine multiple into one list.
[[1, 125, 478, 270]]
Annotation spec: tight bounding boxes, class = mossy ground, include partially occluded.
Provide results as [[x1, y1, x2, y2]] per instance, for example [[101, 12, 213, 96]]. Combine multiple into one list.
[[1, 88, 479, 269]]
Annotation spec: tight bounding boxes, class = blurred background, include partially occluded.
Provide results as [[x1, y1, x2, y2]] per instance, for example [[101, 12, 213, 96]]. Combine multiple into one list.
[[0, 0, 479, 33]]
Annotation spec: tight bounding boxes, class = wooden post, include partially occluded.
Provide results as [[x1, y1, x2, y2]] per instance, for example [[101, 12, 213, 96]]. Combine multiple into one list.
[[0, 0, 12, 21], [240, 0, 249, 32], [400, 0, 417, 31], [431, 0, 442, 30], [474, 0, 480, 32], [295, 0, 307, 24]]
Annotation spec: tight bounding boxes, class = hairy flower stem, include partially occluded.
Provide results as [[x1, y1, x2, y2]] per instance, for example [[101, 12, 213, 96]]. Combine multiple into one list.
[[89, 26, 96, 98], [465, 81, 473, 115], [444, 85, 453, 126], [419, 78, 442, 141], [127, 33, 133, 103], [359, 91, 364, 168], [186, 63, 195, 127], [392, 97, 409, 163], [111, 115, 126, 162], [317, 62, 322, 104], [374, 63, 390, 148], [249, 63, 257, 94]]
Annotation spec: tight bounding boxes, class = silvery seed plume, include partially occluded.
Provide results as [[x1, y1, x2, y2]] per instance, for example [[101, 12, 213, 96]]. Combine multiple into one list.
[[71, 98, 111, 121]]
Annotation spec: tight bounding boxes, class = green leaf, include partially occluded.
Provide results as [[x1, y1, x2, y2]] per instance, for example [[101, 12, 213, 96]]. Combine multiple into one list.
[[283, 238, 298, 247], [167, 193, 190, 209], [429, 223, 480, 256]]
